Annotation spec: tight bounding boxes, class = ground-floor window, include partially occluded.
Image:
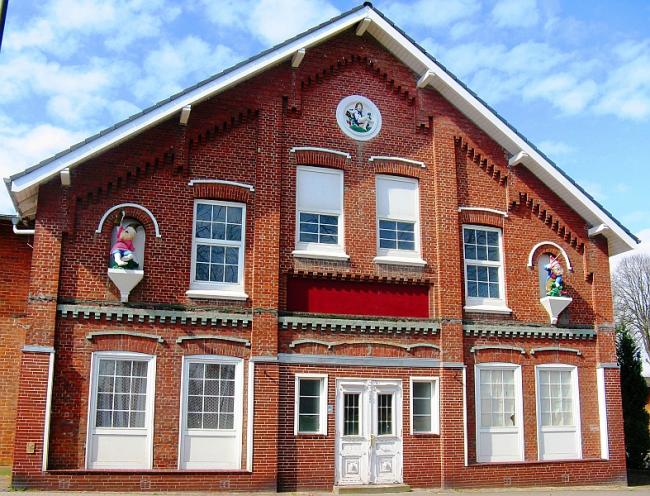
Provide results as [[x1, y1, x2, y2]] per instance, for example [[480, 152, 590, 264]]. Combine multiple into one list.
[[86, 351, 156, 469], [474, 363, 524, 463], [179, 355, 244, 469], [536, 364, 582, 460], [409, 377, 439, 434], [294, 373, 328, 435]]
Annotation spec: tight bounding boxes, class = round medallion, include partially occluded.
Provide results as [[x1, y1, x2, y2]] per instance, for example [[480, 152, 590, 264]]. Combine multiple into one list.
[[336, 95, 382, 141]]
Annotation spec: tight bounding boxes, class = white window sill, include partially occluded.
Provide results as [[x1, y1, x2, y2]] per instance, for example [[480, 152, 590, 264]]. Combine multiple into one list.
[[292, 250, 350, 261], [373, 255, 427, 267], [186, 289, 249, 301], [464, 304, 512, 315]]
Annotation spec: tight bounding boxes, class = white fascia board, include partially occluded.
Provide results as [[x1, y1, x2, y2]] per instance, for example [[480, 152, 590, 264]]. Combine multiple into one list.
[[367, 11, 636, 255], [10, 8, 371, 196]]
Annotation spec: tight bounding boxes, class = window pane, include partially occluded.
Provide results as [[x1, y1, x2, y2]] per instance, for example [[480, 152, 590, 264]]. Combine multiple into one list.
[[344, 393, 360, 436], [300, 212, 318, 223], [380, 238, 396, 249], [195, 263, 209, 281], [299, 414, 319, 433], [95, 359, 149, 429], [187, 413, 202, 428], [213, 205, 226, 222], [204, 413, 219, 429], [99, 360, 116, 375], [196, 245, 210, 263], [211, 246, 225, 263], [197, 203, 212, 221], [221, 365, 235, 380], [413, 415, 431, 432], [226, 224, 241, 241], [414, 398, 431, 415], [227, 206, 242, 224], [299, 397, 319, 415], [219, 413, 234, 430], [185, 362, 238, 431], [211, 222, 226, 240], [196, 221, 211, 239], [379, 220, 396, 230], [299, 379, 320, 396], [96, 410, 112, 427], [413, 382, 431, 399], [298, 212, 339, 244], [378, 394, 393, 435]]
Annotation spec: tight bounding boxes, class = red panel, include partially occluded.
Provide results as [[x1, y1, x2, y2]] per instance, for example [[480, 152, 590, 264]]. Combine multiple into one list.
[[286, 278, 429, 318]]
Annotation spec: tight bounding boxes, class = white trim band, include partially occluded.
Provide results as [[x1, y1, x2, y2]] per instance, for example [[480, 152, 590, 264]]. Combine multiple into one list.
[[369, 156, 426, 168], [22, 345, 55, 354], [289, 146, 351, 159], [458, 206, 508, 218], [187, 179, 255, 191]]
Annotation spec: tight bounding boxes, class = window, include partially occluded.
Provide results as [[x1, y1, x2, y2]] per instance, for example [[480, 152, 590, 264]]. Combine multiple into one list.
[[536, 365, 581, 460], [179, 356, 244, 469], [475, 363, 524, 463], [294, 374, 328, 435], [463, 225, 508, 312], [375, 175, 424, 265], [294, 166, 346, 258], [410, 377, 439, 434], [189, 200, 246, 298], [86, 352, 155, 469]]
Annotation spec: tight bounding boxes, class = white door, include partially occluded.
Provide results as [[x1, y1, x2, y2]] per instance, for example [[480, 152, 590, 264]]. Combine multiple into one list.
[[475, 364, 524, 463], [336, 379, 403, 485], [86, 352, 155, 469], [179, 356, 243, 469]]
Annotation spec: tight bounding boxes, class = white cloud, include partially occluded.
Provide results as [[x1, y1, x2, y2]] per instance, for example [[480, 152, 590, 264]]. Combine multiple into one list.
[[0, 119, 87, 214], [449, 21, 478, 40], [595, 40, 650, 121], [491, 0, 539, 28], [382, 0, 480, 29], [198, 0, 340, 46], [523, 74, 598, 114], [133, 37, 238, 102], [611, 228, 650, 273], [537, 140, 575, 158]]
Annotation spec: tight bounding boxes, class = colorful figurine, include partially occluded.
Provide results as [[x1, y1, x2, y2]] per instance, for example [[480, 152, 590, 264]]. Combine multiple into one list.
[[544, 256, 568, 297], [110, 224, 139, 269]]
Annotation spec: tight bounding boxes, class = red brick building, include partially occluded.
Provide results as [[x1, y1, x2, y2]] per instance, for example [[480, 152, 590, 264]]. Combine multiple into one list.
[[3, 4, 638, 491]]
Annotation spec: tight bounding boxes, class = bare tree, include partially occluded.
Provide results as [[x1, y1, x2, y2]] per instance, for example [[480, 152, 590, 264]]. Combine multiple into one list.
[[613, 254, 650, 357]]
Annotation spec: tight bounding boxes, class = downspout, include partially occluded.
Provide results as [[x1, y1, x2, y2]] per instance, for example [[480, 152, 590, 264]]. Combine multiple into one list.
[[12, 217, 35, 235], [42, 351, 55, 471]]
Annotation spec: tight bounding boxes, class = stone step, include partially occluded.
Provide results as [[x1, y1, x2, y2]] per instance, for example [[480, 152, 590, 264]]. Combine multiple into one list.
[[333, 483, 411, 494]]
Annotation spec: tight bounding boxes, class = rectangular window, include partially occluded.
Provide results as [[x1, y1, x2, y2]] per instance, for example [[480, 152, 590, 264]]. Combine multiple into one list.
[[375, 175, 422, 263], [179, 356, 244, 469], [377, 393, 393, 435], [536, 365, 581, 460], [343, 392, 360, 436], [475, 364, 524, 463], [463, 225, 506, 310], [410, 377, 439, 434], [295, 166, 344, 255], [86, 352, 155, 469], [294, 374, 328, 435], [191, 200, 246, 293]]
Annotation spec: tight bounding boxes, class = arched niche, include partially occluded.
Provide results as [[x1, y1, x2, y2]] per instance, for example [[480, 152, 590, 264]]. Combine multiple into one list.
[[96, 203, 161, 238], [527, 241, 572, 271]]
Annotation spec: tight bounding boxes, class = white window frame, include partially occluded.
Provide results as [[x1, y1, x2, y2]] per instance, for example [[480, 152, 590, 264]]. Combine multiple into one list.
[[294, 373, 328, 435], [474, 362, 524, 463], [85, 351, 156, 469], [293, 166, 347, 260], [535, 364, 582, 461], [409, 377, 439, 435], [188, 199, 247, 300], [462, 224, 510, 313], [374, 175, 425, 266], [177, 355, 244, 469]]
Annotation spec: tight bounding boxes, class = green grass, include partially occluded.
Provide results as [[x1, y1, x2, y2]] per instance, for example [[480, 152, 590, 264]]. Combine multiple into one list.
[[0, 466, 10, 477]]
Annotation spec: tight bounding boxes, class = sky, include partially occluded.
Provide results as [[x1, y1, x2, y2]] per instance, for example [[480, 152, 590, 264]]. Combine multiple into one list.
[[1, 0, 649, 262]]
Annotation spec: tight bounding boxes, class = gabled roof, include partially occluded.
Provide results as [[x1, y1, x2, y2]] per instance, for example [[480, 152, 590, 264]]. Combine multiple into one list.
[[5, 2, 638, 255]]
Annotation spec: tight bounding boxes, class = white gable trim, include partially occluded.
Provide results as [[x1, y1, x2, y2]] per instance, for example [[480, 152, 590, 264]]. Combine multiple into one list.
[[6, 5, 636, 255]]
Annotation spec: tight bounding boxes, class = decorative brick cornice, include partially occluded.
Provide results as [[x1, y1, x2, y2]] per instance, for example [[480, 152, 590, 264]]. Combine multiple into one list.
[[464, 323, 595, 340], [287, 268, 433, 285], [279, 314, 440, 335], [454, 136, 508, 187], [459, 210, 504, 228], [372, 158, 424, 178], [57, 304, 252, 327]]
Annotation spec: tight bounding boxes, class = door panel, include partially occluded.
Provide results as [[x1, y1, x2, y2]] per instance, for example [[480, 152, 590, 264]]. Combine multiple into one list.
[[336, 380, 402, 485]]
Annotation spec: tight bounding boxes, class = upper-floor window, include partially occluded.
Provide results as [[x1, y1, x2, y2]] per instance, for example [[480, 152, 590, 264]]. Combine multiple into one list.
[[294, 166, 346, 257], [189, 200, 246, 297], [463, 225, 508, 312], [375, 175, 424, 265]]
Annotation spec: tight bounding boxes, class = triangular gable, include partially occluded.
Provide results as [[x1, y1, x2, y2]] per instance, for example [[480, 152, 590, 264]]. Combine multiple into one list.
[[4, 2, 638, 255]]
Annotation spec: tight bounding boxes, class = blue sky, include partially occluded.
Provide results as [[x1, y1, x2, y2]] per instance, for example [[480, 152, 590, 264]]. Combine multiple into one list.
[[1, 0, 649, 257]]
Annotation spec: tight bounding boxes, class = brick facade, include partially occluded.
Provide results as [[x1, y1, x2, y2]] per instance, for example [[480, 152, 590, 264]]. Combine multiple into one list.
[[0, 219, 32, 465], [6, 21, 627, 491]]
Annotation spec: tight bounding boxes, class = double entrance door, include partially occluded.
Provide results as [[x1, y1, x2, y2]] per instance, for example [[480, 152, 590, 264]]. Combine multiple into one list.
[[336, 379, 403, 486]]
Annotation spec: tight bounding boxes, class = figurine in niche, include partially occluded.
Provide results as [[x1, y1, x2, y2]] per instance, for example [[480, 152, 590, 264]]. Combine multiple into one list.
[[110, 222, 139, 270], [544, 256, 568, 297]]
